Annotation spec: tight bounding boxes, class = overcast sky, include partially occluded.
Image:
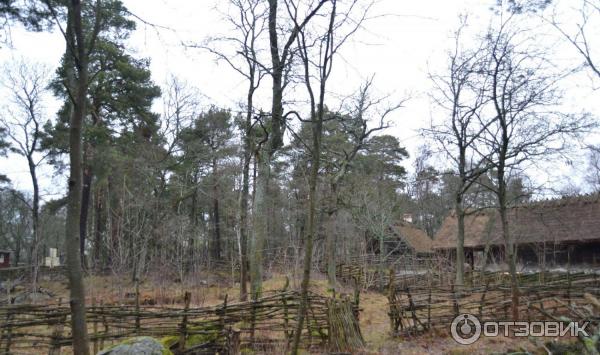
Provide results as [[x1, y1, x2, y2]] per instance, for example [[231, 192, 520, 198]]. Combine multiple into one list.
[[0, 0, 598, 201]]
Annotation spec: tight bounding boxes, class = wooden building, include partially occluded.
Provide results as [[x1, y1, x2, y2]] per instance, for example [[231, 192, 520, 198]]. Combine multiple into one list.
[[0, 250, 10, 268], [385, 222, 433, 257], [433, 194, 600, 269]]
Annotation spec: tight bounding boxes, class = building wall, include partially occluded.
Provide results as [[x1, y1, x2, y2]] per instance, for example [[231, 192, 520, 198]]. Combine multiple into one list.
[[481, 242, 600, 268], [0, 252, 10, 268]]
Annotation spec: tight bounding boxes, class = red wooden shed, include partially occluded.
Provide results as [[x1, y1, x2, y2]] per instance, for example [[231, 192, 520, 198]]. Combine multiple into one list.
[[0, 250, 10, 268]]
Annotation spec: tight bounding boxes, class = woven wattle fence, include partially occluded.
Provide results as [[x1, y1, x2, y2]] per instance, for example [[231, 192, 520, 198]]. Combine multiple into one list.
[[0, 290, 364, 354], [387, 270, 600, 336], [335, 254, 453, 290]]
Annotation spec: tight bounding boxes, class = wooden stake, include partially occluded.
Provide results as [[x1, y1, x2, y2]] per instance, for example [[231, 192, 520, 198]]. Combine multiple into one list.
[[48, 299, 65, 355], [92, 297, 98, 354], [135, 278, 140, 335], [178, 291, 191, 353]]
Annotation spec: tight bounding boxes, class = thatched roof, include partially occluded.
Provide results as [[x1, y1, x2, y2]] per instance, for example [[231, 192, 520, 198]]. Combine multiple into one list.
[[390, 222, 433, 253], [433, 194, 600, 250]]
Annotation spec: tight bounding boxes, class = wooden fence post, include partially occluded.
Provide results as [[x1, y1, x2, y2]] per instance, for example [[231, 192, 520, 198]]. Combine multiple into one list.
[[567, 264, 572, 307], [135, 278, 141, 335], [406, 287, 422, 332], [306, 297, 312, 346], [387, 268, 396, 334], [100, 300, 108, 351], [427, 287, 432, 330], [93, 297, 98, 354], [2, 308, 13, 354], [503, 288, 508, 319], [178, 291, 191, 353], [281, 279, 291, 344], [353, 278, 360, 322], [250, 299, 256, 344], [451, 284, 459, 318], [221, 294, 228, 330], [565, 247, 572, 307], [479, 281, 489, 319], [387, 268, 395, 297], [225, 326, 241, 355], [48, 299, 66, 355]]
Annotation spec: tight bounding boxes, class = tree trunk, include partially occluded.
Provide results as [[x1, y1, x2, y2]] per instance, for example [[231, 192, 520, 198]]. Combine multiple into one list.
[[239, 127, 251, 301], [499, 202, 519, 320], [292, 113, 322, 354], [455, 143, 467, 288], [249, 0, 284, 300], [325, 212, 337, 287], [64, 1, 90, 353], [189, 173, 198, 272], [248, 0, 290, 299], [497, 161, 519, 320], [15, 237, 21, 266], [326, 183, 338, 287], [212, 157, 221, 260], [455, 196, 465, 287], [249, 152, 270, 299], [93, 186, 105, 270], [27, 156, 40, 292], [108, 176, 120, 268], [80, 163, 92, 268], [292, 1, 333, 344], [378, 232, 385, 291]]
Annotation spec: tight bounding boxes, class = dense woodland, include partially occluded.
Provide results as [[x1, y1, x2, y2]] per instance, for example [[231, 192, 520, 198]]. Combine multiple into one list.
[[0, 0, 599, 353]]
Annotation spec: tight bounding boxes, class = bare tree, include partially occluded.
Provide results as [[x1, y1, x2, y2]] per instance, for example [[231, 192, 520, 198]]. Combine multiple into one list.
[[426, 18, 493, 287], [477, 12, 593, 319], [546, 0, 600, 80], [0, 59, 50, 292], [585, 145, 600, 190], [323, 78, 402, 287], [353, 183, 399, 289], [193, 0, 269, 301], [249, 0, 327, 300], [228, 0, 267, 302], [290, 0, 336, 351], [290, 0, 371, 351], [159, 76, 203, 273]]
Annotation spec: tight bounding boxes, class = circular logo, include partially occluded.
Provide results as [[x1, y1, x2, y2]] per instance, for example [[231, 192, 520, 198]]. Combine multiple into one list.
[[450, 313, 481, 345]]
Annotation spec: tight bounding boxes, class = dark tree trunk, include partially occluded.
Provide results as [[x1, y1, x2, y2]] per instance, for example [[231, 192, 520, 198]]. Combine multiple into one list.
[[250, 153, 269, 299], [293, 2, 335, 351], [497, 171, 519, 320], [26, 155, 40, 288], [249, 0, 282, 300], [15, 237, 21, 266], [64, 1, 90, 352], [108, 176, 120, 267], [239, 130, 251, 301], [292, 90, 324, 355], [189, 171, 198, 272], [455, 198, 466, 286], [455, 145, 467, 287], [80, 163, 92, 268], [93, 186, 105, 270], [212, 157, 221, 260], [326, 183, 338, 287]]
